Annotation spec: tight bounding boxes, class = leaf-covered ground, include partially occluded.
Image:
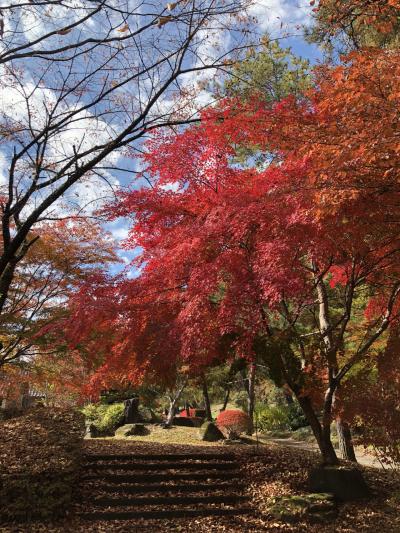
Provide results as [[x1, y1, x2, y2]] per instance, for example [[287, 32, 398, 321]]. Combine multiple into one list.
[[1, 435, 400, 532], [0, 408, 84, 478], [0, 408, 84, 523]]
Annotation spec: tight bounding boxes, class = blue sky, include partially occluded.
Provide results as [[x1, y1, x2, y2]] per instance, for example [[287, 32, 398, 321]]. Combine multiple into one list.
[[0, 0, 321, 279]]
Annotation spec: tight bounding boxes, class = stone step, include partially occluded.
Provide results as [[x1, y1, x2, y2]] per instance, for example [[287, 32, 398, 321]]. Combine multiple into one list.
[[90, 482, 242, 494], [92, 494, 249, 507], [81, 507, 252, 521], [85, 453, 236, 462], [83, 471, 240, 483], [85, 461, 238, 471]]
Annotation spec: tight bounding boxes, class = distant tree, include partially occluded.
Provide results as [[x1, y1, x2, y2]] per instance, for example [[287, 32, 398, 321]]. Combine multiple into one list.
[[307, 0, 400, 52], [222, 37, 310, 103], [0, 0, 252, 338], [0, 219, 115, 368]]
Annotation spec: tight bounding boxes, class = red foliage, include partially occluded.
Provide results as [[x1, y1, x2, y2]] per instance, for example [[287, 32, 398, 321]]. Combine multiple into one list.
[[56, 41, 400, 423], [55, 273, 184, 398], [216, 409, 252, 437]]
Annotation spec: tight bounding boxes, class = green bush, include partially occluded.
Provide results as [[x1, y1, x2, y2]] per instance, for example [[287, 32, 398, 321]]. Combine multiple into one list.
[[256, 404, 291, 432], [233, 390, 249, 412], [286, 401, 309, 430], [255, 401, 309, 432], [82, 402, 124, 434]]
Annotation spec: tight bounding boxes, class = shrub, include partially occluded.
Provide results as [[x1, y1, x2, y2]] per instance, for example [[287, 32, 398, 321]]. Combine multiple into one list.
[[82, 402, 124, 435], [234, 390, 249, 412], [287, 402, 309, 430], [216, 409, 252, 438], [256, 404, 291, 432], [0, 407, 84, 521], [255, 401, 309, 432]]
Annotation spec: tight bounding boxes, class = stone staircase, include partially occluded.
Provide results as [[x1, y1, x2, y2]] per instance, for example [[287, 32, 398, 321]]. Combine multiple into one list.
[[80, 452, 252, 521]]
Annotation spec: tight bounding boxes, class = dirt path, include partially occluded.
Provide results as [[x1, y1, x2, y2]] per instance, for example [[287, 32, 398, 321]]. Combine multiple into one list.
[[261, 436, 383, 468]]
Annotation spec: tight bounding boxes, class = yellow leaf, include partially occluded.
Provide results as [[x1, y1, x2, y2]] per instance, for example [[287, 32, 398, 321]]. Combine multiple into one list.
[[118, 23, 129, 33], [167, 2, 177, 9], [157, 16, 173, 28]]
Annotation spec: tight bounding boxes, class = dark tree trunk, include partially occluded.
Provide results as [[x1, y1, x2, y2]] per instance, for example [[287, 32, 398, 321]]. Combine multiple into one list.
[[337, 418, 357, 462], [202, 376, 212, 421], [297, 395, 339, 465], [220, 385, 231, 412]]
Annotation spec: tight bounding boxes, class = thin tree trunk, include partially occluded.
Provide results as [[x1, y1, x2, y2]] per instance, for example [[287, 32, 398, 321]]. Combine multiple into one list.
[[202, 376, 212, 421], [247, 362, 256, 434], [221, 385, 231, 412], [337, 418, 357, 462], [165, 379, 187, 427]]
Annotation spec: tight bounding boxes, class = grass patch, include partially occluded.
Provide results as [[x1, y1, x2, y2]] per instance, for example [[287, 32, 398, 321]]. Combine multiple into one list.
[[112, 424, 219, 446]]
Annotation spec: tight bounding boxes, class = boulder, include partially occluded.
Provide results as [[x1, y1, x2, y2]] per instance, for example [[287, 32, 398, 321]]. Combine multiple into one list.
[[268, 493, 337, 524], [114, 423, 150, 437], [123, 397, 143, 424], [309, 466, 371, 501], [85, 423, 112, 438], [198, 422, 224, 442]]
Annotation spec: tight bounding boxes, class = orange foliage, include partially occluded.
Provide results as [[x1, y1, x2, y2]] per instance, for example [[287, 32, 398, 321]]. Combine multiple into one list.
[[315, 0, 400, 36]]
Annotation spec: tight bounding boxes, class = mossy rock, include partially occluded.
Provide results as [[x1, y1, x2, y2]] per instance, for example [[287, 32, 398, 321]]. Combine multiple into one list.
[[85, 423, 113, 438], [268, 493, 337, 524], [114, 423, 150, 437], [198, 422, 224, 442], [309, 466, 371, 501]]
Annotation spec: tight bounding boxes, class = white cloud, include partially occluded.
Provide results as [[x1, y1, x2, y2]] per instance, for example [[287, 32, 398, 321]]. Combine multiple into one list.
[[160, 181, 180, 192], [0, 153, 8, 186], [0, 71, 122, 217], [250, 0, 312, 33], [110, 224, 130, 242]]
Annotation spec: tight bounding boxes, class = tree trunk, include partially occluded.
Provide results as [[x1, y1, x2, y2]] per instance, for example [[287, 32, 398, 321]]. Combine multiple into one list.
[[246, 362, 256, 434], [164, 379, 187, 427], [165, 399, 177, 427], [202, 376, 212, 421], [297, 395, 339, 465], [220, 385, 231, 412], [337, 418, 357, 462], [283, 388, 294, 405]]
